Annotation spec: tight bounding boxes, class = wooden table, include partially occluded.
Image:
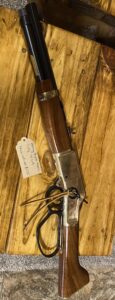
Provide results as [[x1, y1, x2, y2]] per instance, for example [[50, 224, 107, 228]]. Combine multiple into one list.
[[0, 0, 115, 255]]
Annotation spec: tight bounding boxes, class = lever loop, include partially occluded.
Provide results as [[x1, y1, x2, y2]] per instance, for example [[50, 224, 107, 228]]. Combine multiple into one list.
[[36, 184, 63, 257]]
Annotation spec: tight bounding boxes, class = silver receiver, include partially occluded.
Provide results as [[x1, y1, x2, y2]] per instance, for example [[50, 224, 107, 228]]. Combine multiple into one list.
[[53, 150, 85, 226]]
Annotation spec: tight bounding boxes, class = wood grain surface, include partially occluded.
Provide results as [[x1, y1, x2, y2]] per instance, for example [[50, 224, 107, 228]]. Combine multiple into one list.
[[80, 0, 115, 256], [6, 15, 101, 255], [0, 0, 114, 255], [0, 8, 35, 252]]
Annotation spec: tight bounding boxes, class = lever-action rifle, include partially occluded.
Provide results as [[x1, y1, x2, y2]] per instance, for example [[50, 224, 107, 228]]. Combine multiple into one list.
[[19, 2, 89, 298]]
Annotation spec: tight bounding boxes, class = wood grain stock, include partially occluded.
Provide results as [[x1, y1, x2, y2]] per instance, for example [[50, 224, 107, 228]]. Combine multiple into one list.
[[37, 79, 71, 153], [59, 225, 89, 298]]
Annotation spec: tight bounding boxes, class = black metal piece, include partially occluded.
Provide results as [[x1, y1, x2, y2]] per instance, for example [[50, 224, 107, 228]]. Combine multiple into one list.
[[83, 199, 88, 204], [36, 0, 115, 49], [46, 185, 63, 212], [19, 3, 57, 87], [68, 187, 80, 199], [36, 184, 63, 257]]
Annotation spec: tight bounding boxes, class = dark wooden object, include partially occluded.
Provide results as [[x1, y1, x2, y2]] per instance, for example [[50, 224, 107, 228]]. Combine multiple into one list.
[[59, 225, 89, 298], [36, 0, 115, 49]]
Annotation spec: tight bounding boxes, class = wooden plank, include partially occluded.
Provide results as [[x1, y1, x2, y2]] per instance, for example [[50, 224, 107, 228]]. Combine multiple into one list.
[[80, 0, 115, 255], [0, 8, 35, 252], [6, 1, 111, 254], [110, 0, 115, 240]]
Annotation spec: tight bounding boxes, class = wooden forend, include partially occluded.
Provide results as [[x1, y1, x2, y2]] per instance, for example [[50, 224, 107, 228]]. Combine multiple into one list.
[[37, 79, 71, 153]]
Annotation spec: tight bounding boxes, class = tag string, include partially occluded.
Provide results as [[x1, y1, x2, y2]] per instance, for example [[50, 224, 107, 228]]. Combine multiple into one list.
[[21, 190, 70, 206], [22, 190, 70, 229]]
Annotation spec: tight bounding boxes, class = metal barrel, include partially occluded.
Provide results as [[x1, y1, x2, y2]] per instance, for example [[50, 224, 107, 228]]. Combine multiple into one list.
[[19, 3, 57, 88]]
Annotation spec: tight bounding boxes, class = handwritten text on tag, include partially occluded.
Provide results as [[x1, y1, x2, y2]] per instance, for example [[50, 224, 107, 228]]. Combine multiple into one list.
[[16, 137, 42, 178]]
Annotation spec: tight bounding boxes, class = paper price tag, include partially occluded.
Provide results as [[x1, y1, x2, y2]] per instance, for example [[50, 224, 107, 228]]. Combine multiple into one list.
[[16, 137, 42, 178]]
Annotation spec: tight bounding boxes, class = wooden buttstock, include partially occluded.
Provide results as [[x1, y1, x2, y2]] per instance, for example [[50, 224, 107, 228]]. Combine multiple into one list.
[[59, 225, 89, 298], [37, 79, 71, 153]]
